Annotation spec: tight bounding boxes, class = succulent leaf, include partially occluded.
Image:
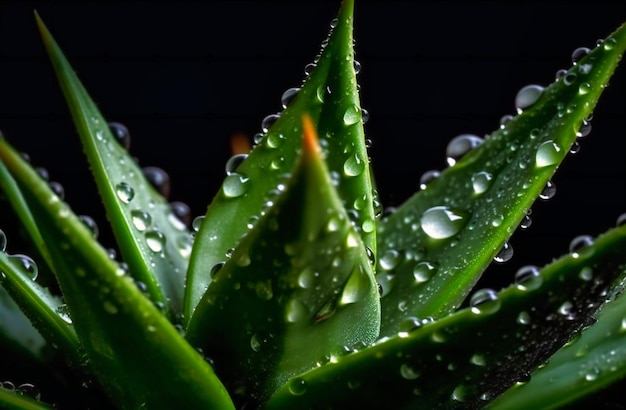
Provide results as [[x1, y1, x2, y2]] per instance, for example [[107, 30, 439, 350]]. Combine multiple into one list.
[[0, 387, 53, 410], [186, 115, 380, 406], [0, 138, 234, 409], [35, 12, 192, 318], [376, 21, 626, 337], [183, 0, 376, 322], [265, 223, 626, 409]]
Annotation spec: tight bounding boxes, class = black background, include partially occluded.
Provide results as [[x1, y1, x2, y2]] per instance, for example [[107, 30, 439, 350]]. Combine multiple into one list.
[[1, 0, 626, 291], [1, 0, 626, 407]]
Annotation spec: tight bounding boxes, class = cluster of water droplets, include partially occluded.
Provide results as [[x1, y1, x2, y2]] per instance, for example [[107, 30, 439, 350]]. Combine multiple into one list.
[[0, 381, 41, 401]]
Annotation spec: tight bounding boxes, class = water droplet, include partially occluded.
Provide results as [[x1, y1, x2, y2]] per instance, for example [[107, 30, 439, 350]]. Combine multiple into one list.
[[517, 311, 531, 325], [494, 241, 513, 263], [470, 354, 486, 366], [420, 206, 467, 239], [131, 210, 152, 231], [115, 182, 134, 203], [143, 166, 170, 198], [361, 108, 369, 124], [563, 72, 577, 86], [49, 181, 65, 199], [585, 367, 601, 381], [446, 134, 483, 166], [343, 153, 364, 177], [571, 47, 590, 64], [398, 317, 422, 336], [379, 250, 401, 271], [281, 87, 300, 108], [222, 173, 249, 198], [288, 378, 307, 396], [515, 84, 544, 113], [304, 63, 317, 77], [413, 261, 436, 283], [169, 201, 191, 228], [353, 60, 362, 74], [539, 180, 556, 200], [535, 140, 563, 167], [10, 254, 38, 281], [192, 216, 204, 232], [569, 235, 594, 258], [109, 122, 131, 150], [603, 37, 617, 50], [617, 213, 626, 226], [54, 304, 72, 324], [514, 265, 542, 291], [286, 299, 309, 323], [250, 333, 263, 352], [470, 288, 500, 315], [255, 280, 273, 300], [261, 113, 280, 132], [210, 262, 225, 278], [78, 215, 99, 239], [343, 105, 361, 125], [340, 265, 370, 305], [419, 170, 440, 190], [266, 133, 285, 149], [270, 156, 286, 170], [400, 364, 420, 380], [145, 230, 166, 252], [225, 154, 248, 175], [0, 230, 6, 252], [499, 114, 514, 128], [471, 171, 493, 194], [452, 385, 466, 402], [579, 267, 593, 281], [578, 82, 592, 95]]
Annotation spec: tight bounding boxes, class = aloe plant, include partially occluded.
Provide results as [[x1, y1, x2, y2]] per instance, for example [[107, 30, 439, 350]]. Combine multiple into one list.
[[0, 1, 625, 408]]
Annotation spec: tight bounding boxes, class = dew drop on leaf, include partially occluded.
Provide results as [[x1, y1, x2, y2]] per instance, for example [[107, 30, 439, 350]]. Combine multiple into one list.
[[78, 215, 99, 239], [210, 262, 225, 278], [55, 304, 73, 324], [420, 206, 467, 239], [413, 261, 436, 283], [115, 182, 134, 203], [578, 82, 592, 95], [400, 363, 420, 380], [280, 87, 300, 108], [225, 154, 248, 176], [535, 140, 563, 167], [469, 288, 500, 315], [108, 121, 131, 150], [222, 173, 249, 198], [571, 47, 590, 64], [343, 153, 364, 177], [261, 113, 280, 132], [0, 229, 6, 252], [266, 133, 285, 149], [288, 378, 307, 396], [286, 299, 309, 323], [494, 241, 514, 263], [339, 265, 370, 305], [515, 84, 544, 113], [145, 230, 166, 253], [569, 235, 594, 258], [379, 249, 401, 271], [446, 134, 483, 166], [471, 171, 493, 194], [343, 105, 361, 125], [517, 311, 531, 325], [131, 210, 152, 231], [514, 265, 542, 291], [143, 166, 170, 198], [539, 180, 556, 200], [10, 254, 38, 281], [49, 181, 65, 200], [419, 170, 440, 190]]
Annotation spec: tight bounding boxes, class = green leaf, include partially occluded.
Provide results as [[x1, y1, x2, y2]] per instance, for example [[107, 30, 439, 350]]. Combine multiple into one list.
[[376, 21, 626, 336], [186, 115, 380, 406], [0, 249, 79, 366], [35, 12, 192, 318], [0, 387, 53, 410], [183, 0, 376, 322], [0, 139, 234, 409], [488, 254, 626, 409], [265, 223, 626, 409], [0, 287, 47, 363]]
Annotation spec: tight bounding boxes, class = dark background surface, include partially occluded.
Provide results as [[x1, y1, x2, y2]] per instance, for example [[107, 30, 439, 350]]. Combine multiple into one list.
[[1, 0, 625, 290], [1, 0, 626, 408]]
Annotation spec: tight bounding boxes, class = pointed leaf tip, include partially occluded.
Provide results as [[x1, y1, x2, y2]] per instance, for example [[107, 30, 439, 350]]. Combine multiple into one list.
[[302, 114, 321, 156]]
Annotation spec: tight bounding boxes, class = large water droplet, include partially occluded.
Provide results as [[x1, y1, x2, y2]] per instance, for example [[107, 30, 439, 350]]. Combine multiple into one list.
[[413, 261, 436, 283], [261, 113, 280, 132], [281, 87, 300, 109], [471, 171, 493, 194], [494, 241, 513, 263], [446, 134, 483, 166], [286, 299, 309, 323], [222, 173, 249, 198], [131, 210, 152, 231], [340, 265, 370, 305], [115, 182, 134, 203], [145, 230, 166, 252], [535, 140, 563, 167], [515, 84, 544, 113], [514, 265, 542, 291], [470, 289, 500, 315], [108, 122, 131, 150], [420, 206, 467, 239], [225, 154, 248, 175], [343, 105, 361, 125], [571, 47, 590, 64], [288, 378, 307, 396], [10, 254, 38, 281], [343, 153, 364, 177], [143, 166, 170, 198]]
